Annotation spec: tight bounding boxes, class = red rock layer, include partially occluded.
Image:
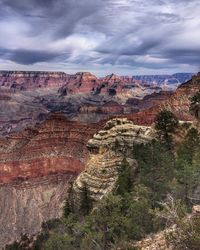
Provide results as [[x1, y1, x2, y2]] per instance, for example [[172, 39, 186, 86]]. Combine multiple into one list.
[[0, 113, 99, 184], [66, 72, 100, 94], [58, 73, 144, 96], [0, 71, 69, 90]]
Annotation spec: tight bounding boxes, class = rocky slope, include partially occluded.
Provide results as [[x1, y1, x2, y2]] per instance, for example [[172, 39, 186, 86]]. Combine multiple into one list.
[[135, 229, 172, 250], [0, 117, 154, 248], [0, 174, 71, 249], [161, 73, 200, 121], [72, 118, 154, 209]]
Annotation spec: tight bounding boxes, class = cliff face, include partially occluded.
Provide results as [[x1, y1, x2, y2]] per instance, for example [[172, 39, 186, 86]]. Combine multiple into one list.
[[0, 113, 102, 248], [59, 72, 99, 95], [0, 174, 72, 248], [0, 113, 99, 184], [72, 118, 154, 207], [0, 71, 192, 93]]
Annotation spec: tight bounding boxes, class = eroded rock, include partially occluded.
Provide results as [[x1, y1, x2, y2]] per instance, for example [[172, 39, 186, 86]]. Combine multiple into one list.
[[72, 118, 154, 207]]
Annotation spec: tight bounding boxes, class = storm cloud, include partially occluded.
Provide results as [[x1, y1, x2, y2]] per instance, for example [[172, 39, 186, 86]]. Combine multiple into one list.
[[0, 0, 199, 75]]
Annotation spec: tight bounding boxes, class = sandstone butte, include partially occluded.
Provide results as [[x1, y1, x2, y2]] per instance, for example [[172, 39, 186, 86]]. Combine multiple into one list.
[[0, 71, 156, 98], [69, 72, 200, 126], [72, 118, 154, 210]]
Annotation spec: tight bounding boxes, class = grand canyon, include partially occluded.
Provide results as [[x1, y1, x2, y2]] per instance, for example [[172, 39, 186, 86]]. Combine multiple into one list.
[[1, 0, 200, 249], [0, 70, 199, 248]]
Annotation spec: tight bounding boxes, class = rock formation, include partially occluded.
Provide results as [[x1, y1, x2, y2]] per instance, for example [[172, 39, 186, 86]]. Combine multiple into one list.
[[0, 70, 194, 136], [72, 118, 154, 207]]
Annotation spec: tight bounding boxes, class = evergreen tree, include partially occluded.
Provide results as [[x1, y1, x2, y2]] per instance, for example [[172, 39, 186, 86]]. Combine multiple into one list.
[[63, 200, 71, 218], [80, 183, 93, 216], [44, 234, 75, 250], [190, 90, 200, 119], [177, 128, 200, 164], [63, 180, 74, 218], [133, 140, 175, 203], [155, 110, 178, 150], [175, 128, 200, 205], [114, 158, 134, 195]]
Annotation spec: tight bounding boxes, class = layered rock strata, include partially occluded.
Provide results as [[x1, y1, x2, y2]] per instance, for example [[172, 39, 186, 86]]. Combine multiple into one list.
[[0, 71, 69, 90], [0, 113, 99, 184], [73, 118, 154, 206], [0, 114, 100, 248]]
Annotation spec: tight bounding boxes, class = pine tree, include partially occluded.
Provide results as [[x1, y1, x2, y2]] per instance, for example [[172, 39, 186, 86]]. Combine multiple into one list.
[[63, 179, 74, 218], [63, 200, 71, 218], [80, 183, 93, 216], [175, 128, 200, 205], [133, 140, 175, 204], [155, 110, 178, 150], [115, 158, 134, 195], [190, 90, 200, 119]]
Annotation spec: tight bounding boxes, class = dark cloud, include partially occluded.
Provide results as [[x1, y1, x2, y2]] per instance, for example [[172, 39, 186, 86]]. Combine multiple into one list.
[[1, 0, 104, 38], [9, 50, 65, 64], [0, 0, 199, 73], [0, 47, 67, 64]]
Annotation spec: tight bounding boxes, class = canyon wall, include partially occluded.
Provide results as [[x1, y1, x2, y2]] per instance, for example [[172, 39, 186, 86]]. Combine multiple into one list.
[[0, 113, 99, 184], [0, 113, 100, 248], [0, 174, 71, 248]]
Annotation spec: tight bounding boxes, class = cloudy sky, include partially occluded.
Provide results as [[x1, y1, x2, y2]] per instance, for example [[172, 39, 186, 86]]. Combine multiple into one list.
[[0, 0, 199, 76]]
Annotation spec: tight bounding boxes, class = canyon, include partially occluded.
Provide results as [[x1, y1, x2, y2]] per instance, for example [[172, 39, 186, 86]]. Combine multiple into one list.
[[0, 70, 198, 248], [0, 71, 194, 135]]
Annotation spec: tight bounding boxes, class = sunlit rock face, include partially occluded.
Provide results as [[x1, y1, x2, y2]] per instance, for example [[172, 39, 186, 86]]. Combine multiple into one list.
[[73, 118, 154, 207]]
